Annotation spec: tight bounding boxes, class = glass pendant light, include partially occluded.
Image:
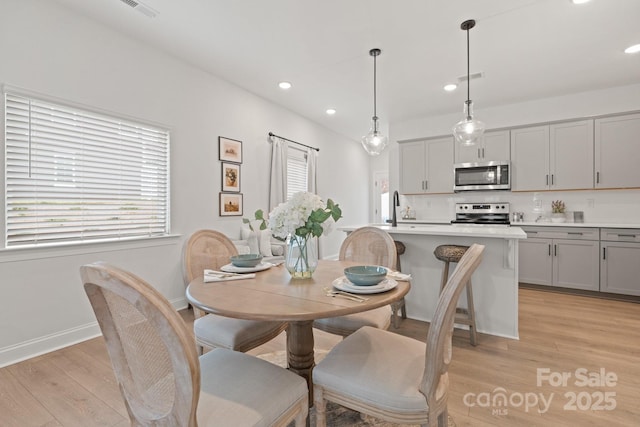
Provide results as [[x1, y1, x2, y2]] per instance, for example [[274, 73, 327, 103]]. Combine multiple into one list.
[[453, 19, 485, 146], [362, 48, 388, 156]]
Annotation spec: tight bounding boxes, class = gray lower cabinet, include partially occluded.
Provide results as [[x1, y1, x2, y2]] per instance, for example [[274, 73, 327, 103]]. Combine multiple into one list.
[[519, 227, 599, 291], [519, 237, 553, 285], [600, 229, 640, 296]]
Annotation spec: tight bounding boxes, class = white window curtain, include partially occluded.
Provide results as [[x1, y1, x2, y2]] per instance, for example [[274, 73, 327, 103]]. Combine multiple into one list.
[[4, 91, 170, 247], [268, 136, 287, 212], [306, 147, 317, 194], [268, 135, 318, 211]]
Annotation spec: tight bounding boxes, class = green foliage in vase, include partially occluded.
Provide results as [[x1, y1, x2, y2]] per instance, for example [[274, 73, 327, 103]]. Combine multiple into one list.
[[269, 192, 342, 241], [243, 209, 267, 231]]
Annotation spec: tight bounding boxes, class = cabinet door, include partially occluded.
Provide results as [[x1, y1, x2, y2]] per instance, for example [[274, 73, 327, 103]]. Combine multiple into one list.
[[482, 130, 510, 162], [399, 141, 426, 194], [454, 140, 480, 163], [550, 120, 594, 190], [552, 239, 599, 291], [510, 125, 549, 191], [424, 137, 454, 193], [601, 242, 640, 296], [595, 113, 640, 189], [519, 238, 553, 285], [454, 130, 510, 163]]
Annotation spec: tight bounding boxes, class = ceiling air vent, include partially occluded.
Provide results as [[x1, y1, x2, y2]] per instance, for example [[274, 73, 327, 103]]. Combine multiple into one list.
[[457, 72, 484, 83], [118, 0, 158, 18]]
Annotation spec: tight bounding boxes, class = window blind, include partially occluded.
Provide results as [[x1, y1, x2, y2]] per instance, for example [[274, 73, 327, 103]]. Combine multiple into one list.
[[4, 92, 170, 247], [286, 146, 308, 200]]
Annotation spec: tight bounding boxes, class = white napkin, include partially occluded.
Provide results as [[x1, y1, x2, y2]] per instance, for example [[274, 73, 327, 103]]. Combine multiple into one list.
[[386, 270, 412, 281], [204, 270, 256, 282]]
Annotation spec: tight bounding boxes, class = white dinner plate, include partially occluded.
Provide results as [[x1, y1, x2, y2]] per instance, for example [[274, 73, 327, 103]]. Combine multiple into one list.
[[220, 262, 272, 273], [332, 276, 398, 294]]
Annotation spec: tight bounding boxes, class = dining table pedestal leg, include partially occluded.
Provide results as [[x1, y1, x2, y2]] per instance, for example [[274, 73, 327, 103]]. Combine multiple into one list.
[[286, 320, 315, 405]]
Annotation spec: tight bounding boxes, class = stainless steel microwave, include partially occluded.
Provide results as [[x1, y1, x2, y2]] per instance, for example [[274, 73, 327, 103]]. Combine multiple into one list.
[[454, 161, 511, 192]]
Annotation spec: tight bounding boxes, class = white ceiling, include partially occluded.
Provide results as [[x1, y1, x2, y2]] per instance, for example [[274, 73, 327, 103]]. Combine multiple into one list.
[[53, 0, 640, 141]]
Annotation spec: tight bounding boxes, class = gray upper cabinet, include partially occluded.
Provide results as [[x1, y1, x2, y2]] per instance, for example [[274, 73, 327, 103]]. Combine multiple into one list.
[[595, 113, 640, 189], [399, 137, 454, 194], [455, 130, 510, 163], [511, 120, 593, 191], [550, 120, 594, 190], [510, 125, 549, 191], [399, 141, 426, 194]]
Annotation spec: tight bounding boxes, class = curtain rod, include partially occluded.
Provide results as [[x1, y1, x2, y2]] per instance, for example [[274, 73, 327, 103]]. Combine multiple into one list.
[[268, 132, 319, 152]]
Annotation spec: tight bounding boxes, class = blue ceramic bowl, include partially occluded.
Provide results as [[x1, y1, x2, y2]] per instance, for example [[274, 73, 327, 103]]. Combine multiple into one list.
[[230, 254, 263, 268], [344, 265, 387, 286]]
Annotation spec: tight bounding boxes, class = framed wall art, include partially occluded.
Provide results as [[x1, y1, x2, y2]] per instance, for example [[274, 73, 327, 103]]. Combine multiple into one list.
[[218, 136, 243, 163], [219, 192, 243, 216], [221, 162, 241, 192]]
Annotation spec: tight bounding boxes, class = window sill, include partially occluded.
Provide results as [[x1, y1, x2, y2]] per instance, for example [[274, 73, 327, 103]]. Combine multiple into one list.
[[0, 234, 182, 263]]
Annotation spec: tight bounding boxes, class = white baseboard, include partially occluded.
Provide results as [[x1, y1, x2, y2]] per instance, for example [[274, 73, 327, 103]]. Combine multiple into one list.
[[0, 296, 189, 368]]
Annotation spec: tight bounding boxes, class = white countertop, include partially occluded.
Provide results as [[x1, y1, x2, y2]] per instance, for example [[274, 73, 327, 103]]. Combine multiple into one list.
[[513, 221, 640, 228], [396, 220, 640, 229], [339, 223, 527, 239]]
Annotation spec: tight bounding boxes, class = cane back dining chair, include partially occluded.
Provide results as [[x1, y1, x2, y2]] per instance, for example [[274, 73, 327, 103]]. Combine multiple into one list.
[[313, 226, 397, 337], [81, 261, 308, 427], [183, 229, 287, 354], [313, 244, 485, 427]]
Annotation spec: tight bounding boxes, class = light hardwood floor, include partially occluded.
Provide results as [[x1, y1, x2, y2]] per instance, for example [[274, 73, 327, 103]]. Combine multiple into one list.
[[1, 288, 639, 427]]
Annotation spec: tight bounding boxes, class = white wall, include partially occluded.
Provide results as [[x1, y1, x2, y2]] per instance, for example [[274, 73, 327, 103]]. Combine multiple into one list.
[[389, 84, 640, 223], [0, 0, 368, 366]]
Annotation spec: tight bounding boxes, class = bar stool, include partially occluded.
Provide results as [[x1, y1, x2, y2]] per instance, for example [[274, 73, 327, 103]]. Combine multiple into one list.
[[391, 241, 408, 328], [433, 244, 478, 346]]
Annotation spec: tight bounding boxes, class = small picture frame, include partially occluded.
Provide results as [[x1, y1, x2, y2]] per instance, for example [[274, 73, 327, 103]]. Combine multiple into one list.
[[219, 137, 243, 163], [221, 162, 241, 192], [220, 192, 243, 216]]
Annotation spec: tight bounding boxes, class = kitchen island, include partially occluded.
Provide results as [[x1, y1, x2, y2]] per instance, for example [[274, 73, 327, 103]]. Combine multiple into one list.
[[338, 224, 527, 339]]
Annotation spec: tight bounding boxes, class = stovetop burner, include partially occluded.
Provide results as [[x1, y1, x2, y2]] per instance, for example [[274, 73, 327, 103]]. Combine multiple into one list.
[[452, 203, 511, 225]]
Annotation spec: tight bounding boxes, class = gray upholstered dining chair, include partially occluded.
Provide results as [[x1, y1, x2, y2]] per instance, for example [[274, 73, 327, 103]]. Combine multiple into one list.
[[313, 226, 397, 337], [183, 229, 287, 354], [313, 244, 485, 427], [81, 261, 308, 427]]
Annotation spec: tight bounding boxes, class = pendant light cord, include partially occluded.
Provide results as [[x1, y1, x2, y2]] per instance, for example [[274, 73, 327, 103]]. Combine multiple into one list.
[[466, 25, 470, 107], [373, 51, 378, 120]]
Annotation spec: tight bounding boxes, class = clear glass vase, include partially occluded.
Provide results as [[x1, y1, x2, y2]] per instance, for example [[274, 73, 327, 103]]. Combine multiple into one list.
[[286, 235, 318, 279]]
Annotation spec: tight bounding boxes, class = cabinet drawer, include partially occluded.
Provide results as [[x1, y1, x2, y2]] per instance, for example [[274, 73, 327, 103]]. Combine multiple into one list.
[[600, 228, 640, 243], [521, 227, 598, 241]]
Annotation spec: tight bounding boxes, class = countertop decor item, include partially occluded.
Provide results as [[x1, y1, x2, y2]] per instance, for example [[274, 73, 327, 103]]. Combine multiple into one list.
[[452, 19, 486, 146], [361, 48, 388, 156], [551, 200, 566, 214], [269, 191, 342, 278], [551, 200, 566, 222]]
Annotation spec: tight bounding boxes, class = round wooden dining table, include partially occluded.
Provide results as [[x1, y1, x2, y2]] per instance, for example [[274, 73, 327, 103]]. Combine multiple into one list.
[[186, 259, 410, 401]]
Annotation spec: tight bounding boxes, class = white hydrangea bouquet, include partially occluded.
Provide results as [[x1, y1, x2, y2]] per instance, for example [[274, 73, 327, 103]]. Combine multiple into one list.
[[269, 192, 342, 278]]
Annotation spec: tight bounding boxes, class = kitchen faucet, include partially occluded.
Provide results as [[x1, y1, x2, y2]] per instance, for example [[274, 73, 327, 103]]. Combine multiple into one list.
[[392, 190, 399, 227]]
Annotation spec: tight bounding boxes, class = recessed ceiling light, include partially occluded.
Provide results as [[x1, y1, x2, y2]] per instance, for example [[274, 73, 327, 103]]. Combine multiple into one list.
[[624, 44, 640, 54], [326, 108, 337, 115], [444, 84, 458, 92], [278, 81, 292, 90], [571, 0, 590, 4]]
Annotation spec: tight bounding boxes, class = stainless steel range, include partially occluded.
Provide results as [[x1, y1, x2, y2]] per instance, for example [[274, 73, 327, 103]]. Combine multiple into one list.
[[451, 203, 510, 225]]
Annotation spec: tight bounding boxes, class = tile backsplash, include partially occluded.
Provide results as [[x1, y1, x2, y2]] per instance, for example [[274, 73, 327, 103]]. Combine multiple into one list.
[[401, 189, 640, 224]]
